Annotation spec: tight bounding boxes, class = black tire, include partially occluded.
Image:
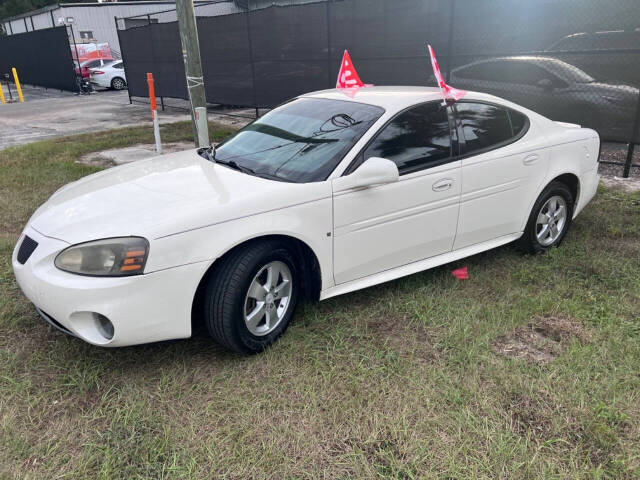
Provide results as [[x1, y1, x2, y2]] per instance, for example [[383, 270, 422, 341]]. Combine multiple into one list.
[[203, 240, 300, 353], [518, 181, 575, 254], [111, 77, 127, 90]]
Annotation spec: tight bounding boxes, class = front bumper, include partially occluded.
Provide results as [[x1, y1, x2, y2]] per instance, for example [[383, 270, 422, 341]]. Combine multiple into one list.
[[12, 226, 212, 347]]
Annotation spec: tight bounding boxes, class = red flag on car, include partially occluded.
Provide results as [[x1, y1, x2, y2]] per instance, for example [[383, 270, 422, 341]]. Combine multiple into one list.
[[428, 44, 466, 103], [336, 50, 370, 89]]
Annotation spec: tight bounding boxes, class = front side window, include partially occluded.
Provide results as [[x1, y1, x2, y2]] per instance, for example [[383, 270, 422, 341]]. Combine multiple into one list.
[[363, 102, 452, 175], [214, 98, 384, 183]]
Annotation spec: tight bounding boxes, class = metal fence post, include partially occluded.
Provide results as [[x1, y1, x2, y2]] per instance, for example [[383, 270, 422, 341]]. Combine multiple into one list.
[[148, 14, 160, 108], [444, 0, 456, 83], [245, 5, 258, 110], [326, 0, 332, 88], [114, 16, 133, 105], [624, 90, 640, 178]]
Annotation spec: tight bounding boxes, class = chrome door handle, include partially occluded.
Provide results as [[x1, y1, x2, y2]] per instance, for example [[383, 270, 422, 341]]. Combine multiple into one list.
[[523, 154, 540, 165], [432, 178, 454, 192]]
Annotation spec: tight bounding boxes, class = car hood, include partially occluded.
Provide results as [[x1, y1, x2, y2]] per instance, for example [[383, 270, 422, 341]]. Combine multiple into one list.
[[582, 82, 638, 97], [29, 149, 329, 244]]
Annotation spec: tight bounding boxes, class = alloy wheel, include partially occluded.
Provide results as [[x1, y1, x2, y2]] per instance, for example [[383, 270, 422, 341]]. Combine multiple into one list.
[[536, 195, 567, 246], [243, 261, 293, 336]]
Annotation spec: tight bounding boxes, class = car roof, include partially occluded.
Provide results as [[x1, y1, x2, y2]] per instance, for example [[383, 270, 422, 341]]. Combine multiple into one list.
[[301, 86, 491, 111], [300, 85, 548, 125]]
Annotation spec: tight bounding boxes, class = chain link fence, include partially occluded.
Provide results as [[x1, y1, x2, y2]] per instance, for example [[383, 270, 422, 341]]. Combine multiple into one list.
[[116, 0, 640, 176]]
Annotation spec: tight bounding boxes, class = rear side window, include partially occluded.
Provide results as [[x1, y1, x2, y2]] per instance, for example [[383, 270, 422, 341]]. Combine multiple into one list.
[[363, 102, 452, 175], [509, 109, 528, 137], [456, 102, 512, 154]]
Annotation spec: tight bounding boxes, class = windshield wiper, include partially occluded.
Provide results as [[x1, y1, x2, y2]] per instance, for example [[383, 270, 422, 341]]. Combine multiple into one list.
[[215, 158, 257, 175], [199, 145, 282, 180]]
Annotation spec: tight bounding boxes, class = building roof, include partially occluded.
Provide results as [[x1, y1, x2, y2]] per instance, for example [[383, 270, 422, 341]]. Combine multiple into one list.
[[2, 4, 60, 22]]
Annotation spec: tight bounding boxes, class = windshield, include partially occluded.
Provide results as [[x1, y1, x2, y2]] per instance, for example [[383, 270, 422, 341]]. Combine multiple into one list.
[[549, 59, 595, 83], [214, 98, 384, 183]]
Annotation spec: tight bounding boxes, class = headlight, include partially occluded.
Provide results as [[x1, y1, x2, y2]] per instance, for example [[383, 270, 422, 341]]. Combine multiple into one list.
[[55, 237, 149, 276]]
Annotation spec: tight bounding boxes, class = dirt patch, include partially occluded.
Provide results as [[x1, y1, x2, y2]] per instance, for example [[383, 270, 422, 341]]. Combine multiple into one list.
[[492, 315, 592, 364], [78, 142, 194, 167], [507, 391, 556, 440], [599, 175, 640, 193], [598, 143, 639, 179]]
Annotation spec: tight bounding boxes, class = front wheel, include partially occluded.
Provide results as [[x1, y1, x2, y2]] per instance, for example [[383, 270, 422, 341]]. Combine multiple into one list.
[[519, 181, 574, 254], [203, 241, 300, 353]]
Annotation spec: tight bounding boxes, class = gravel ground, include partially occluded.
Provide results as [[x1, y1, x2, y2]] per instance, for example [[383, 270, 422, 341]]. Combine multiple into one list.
[[598, 142, 639, 178]]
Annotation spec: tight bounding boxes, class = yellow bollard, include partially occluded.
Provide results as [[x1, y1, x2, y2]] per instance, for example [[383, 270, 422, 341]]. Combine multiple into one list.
[[0, 83, 5, 104], [12, 68, 24, 103]]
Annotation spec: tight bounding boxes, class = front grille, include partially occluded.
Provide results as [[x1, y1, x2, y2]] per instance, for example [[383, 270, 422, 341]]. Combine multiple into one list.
[[17, 235, 38, 264]]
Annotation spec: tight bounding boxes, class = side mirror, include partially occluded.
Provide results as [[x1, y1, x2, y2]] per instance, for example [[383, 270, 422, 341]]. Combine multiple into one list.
[[537, 78, 554, 91], [333, 157, 399, 192]]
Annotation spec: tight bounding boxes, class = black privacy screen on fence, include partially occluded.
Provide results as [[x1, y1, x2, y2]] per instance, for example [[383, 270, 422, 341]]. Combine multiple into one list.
[[117, 0, 640, 144], [0, 26, 76, 92]]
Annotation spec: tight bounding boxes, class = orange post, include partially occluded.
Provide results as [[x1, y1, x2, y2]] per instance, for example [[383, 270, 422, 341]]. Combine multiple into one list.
[[147, 72, 157, 112], [147, 73, 162, 154]]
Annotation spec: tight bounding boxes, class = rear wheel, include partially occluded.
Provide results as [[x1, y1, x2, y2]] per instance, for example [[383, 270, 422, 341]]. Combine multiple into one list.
[[111, 77, 127, 90], [519, 181, 574, 254], [203, 240, 300, 353]]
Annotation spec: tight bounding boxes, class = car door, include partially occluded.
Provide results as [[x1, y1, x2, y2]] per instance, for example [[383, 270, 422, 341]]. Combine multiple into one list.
[[332, 101, 462, 285], [452, 101, 549, 250]]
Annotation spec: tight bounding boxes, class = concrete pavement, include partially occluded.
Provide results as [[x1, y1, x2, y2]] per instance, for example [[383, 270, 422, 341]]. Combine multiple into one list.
[[0, 87, 190, 150]]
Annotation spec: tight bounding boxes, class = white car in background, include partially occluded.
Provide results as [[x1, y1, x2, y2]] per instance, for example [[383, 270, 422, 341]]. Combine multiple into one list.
[[90, 61, 127, 90], [12, 87, 600, 353]]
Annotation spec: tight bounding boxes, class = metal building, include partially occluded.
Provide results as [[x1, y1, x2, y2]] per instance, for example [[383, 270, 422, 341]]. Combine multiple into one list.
[[0, 1, 246, 54], [1, 0, 327, 55]]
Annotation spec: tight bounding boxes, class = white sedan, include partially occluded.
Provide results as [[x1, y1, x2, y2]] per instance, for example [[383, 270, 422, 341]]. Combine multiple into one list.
[[90, 61, 127, 90], [12, 87, 600, 353]]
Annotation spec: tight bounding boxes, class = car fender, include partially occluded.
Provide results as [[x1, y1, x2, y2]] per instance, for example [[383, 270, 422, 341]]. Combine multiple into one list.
[[521, 131, 598, 229], [144, 195, 335, 290]]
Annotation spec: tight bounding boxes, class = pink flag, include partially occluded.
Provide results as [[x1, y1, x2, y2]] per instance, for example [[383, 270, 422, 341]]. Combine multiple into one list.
[[428, 44, 466, 103], [336, 50, 365, 89], [451, 266, 469, 280]]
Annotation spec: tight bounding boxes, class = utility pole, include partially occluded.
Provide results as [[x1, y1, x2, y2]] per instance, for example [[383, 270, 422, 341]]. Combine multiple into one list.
[[176, 0, 209, 148]]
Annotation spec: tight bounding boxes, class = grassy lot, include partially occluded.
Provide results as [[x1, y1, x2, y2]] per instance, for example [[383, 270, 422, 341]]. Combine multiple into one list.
[[1, 123, 639, 479]]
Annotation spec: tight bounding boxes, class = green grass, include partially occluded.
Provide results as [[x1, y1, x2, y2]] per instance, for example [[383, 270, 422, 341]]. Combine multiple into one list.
[[1, 124, 639, 479]]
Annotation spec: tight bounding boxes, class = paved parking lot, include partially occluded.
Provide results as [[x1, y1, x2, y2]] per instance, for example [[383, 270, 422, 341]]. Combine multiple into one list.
[[0, 85, 257, 150], [0, 86, 190, 150]]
